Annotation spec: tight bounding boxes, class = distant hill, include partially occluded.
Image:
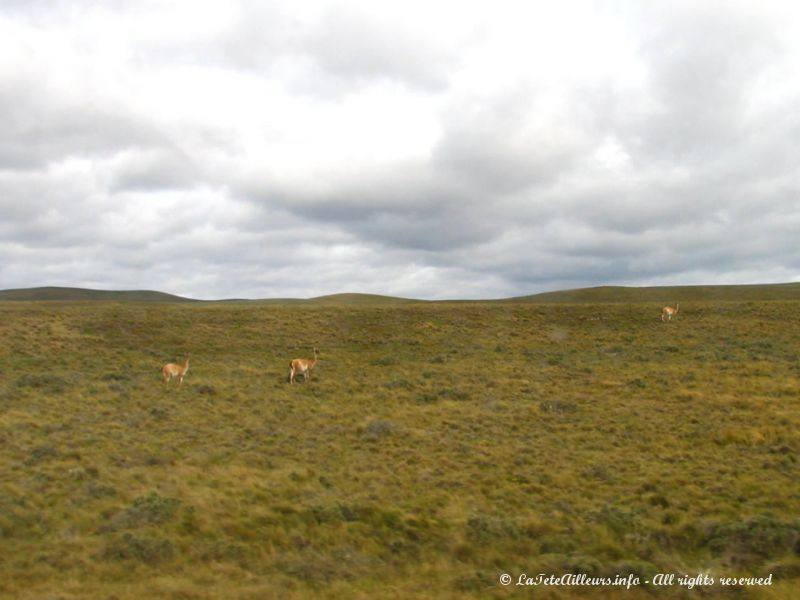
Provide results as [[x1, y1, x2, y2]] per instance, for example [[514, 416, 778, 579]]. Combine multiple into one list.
[[3, 282, 800, 304], [0, 286, 195, 302], [0, 288, 415, 304], [308, 292, 419, 305], [509, 282, 800, 303], [204, 293, 418, 305], [197, 282, 800, 303]]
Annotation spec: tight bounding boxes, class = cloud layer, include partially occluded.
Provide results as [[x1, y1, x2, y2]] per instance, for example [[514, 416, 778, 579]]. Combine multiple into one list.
[[1, 0, 799, 299]]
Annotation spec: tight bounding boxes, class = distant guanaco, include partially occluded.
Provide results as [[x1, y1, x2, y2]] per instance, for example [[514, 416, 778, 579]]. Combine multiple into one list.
[[162, 354, 190, 386], [289, 348, 318, 384], [661, 303, 679, 322]]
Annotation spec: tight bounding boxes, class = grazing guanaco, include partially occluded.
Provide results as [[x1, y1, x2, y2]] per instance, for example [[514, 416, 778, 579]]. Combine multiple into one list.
[[289, 348, 318, 384], [661, 303, 679, 322], [162, 354, 190, 386]]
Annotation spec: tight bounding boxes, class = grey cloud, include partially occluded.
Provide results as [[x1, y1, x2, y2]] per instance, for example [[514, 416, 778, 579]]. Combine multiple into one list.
[[349, 211, 501, 252], [152, 4, 292, 73], [547, 213, 796, 288], [0, 167, 103, 247], [632, 7, 781, 163], [301, 7, 454, 91], [238, 160, 514, 252], [1, 2, 799, 300], [174, 2, 454, 95], [237, 87, 594, 252], [0, 83, 162, 170], [108, 148, 201, 193], [433, 89, 591, 196]]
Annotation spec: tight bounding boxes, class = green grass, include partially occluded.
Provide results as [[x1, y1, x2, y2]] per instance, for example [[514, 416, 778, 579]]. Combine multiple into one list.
[[0, 299, 799, 598]]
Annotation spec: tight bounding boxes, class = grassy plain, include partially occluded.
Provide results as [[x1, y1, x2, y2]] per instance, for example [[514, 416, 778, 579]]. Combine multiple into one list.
[[0, 298, 798, 599]]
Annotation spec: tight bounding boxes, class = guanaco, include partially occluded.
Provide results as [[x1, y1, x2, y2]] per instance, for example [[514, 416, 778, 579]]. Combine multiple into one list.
[[661, 303, 679, 322], [162, 354, 190, 385], [289, 348, 318, 384]]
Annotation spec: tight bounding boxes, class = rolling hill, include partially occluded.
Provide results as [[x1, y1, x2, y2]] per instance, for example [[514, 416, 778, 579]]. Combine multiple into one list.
[[512, 282, 800, 303], [0, 286, 195, 302], [2, 282, 800, 303], [308, 292, 419, 304]]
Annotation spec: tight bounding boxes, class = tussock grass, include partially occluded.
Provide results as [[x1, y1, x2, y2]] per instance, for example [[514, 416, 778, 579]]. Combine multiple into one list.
[[0, 300, 798, 598]]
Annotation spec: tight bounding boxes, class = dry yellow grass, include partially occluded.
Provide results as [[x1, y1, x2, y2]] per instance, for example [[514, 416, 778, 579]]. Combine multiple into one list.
[[0, 299, 798, 598]]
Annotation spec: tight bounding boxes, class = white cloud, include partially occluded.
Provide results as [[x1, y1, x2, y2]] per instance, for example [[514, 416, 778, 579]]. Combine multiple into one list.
[[1, 1, 799, 298]]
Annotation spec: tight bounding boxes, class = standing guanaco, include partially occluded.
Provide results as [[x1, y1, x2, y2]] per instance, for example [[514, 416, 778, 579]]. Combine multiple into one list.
[[162, 354, 190, 385], [289, 348, 318, 384], [661, 303, 679, 322]]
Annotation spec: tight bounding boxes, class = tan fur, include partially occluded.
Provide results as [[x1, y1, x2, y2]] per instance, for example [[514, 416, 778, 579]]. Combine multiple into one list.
[[289, 348, 318, 384], [162, 354, 190, 385], [661, 303, 679, 322]]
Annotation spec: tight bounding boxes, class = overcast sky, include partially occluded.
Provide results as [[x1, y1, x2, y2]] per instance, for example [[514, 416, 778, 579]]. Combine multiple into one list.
[[1, 0, 799, 299]]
